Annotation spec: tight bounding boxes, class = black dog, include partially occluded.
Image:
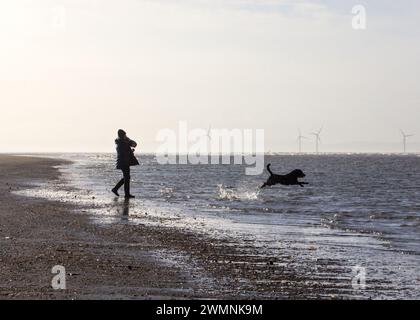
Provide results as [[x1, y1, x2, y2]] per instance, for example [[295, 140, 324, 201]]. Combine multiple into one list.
[[261, 164, 308, 188]]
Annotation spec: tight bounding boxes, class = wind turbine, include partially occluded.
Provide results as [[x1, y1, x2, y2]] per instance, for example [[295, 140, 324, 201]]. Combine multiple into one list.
[[206, 125, 212, 141], [297, 129, 308, 153], [310, 126, 323, 154], [400, 130, 414, 154]]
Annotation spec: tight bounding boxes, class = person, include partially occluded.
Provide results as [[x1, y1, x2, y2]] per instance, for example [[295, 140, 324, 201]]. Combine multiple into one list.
[[112, 129, 139, 198]]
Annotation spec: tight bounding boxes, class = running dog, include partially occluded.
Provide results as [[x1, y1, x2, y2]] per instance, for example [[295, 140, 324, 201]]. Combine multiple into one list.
[[261, 164, 308, 188]]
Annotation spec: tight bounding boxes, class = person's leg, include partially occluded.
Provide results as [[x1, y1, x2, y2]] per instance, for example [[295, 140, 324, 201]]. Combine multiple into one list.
[[122, 167, 133, 197], [114, 178, 124, 191], [112, 168, 127, 196], [112, 175, 124, 195]]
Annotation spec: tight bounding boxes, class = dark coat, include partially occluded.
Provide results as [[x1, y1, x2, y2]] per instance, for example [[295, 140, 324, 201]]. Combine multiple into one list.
[[115, 138, 139, 169]]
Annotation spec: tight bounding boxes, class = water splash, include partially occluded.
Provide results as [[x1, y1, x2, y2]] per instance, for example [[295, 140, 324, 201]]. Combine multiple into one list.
[[217, 184, 260, 201]]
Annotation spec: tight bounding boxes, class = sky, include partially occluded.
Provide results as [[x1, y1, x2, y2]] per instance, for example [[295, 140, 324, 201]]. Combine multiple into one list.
[[0, 0, 419, 153]]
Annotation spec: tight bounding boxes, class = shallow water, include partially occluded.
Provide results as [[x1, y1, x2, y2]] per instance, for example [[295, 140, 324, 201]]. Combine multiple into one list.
[[18, 153, 420, 299]]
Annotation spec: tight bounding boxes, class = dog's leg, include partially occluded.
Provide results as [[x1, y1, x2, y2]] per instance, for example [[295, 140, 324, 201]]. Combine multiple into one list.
[[260, 183, 267, 189]]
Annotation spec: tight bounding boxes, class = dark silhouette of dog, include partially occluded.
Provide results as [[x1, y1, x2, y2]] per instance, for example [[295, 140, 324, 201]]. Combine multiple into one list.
[[261, 164, 308, 188]]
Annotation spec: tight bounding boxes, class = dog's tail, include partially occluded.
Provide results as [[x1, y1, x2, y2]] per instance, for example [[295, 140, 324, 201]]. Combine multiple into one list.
[[266, 163, 273, 175]]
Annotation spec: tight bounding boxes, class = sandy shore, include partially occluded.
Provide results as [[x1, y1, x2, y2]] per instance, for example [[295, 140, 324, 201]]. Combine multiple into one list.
[[0, 155, 359, 299]]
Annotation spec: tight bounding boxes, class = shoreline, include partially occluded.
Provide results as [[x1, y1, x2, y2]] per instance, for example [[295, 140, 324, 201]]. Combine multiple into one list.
[[0, 155, 199, 299], [0, 155, 398, 299]]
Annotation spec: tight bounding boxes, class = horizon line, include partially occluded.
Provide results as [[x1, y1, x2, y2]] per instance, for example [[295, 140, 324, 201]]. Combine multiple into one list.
[[2, 151, 420, 156]]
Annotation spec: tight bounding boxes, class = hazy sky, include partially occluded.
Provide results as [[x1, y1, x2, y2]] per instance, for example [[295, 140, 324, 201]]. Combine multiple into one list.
[[1, 0, 419, 153]]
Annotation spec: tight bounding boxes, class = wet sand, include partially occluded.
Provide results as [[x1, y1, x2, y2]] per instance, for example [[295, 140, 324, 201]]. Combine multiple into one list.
[[0, 155, 365, 299]]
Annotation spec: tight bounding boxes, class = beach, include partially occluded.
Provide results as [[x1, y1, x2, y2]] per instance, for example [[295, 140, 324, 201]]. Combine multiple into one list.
[[1, 154, 419, 300], [0, 155, 322, 299], [0, 155, 204, 299]]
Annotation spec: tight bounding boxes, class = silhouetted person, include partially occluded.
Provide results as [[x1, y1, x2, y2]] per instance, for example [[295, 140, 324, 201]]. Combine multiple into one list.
[[112, 129, 139, 198]]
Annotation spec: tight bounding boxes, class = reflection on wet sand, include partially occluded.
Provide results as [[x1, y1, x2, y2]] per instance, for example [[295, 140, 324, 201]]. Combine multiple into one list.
[[113, 197, 130, 220]]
